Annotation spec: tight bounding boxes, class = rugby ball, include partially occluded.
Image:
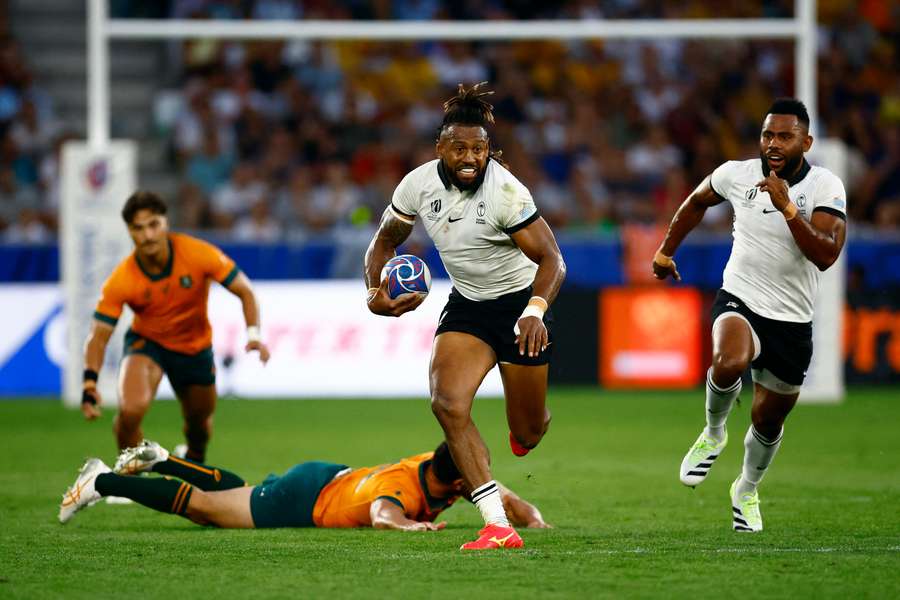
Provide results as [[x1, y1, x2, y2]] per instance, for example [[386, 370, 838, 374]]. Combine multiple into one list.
[[380, 254, 432, 299]]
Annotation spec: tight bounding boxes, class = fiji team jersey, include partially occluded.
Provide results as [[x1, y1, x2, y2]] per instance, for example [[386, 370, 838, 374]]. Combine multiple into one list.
[[312, 452, 459, 528], [94, 232, 239, 355], [390, 159, 539, 301], [711, 159, 846, 323]]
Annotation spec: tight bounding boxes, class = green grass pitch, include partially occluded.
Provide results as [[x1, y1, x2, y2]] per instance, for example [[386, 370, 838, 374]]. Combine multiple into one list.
[[1, 388, 898, 599]]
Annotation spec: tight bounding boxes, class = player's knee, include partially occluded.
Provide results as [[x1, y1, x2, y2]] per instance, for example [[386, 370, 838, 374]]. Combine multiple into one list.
[[430, 392, 469, 430], [115, 405, 146, 431], [710, 352, 747, 385]]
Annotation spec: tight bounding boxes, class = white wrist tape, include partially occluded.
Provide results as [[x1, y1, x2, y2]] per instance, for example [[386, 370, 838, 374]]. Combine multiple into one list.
[[246, 326, 261, 343], [513, 303, 546, 336]]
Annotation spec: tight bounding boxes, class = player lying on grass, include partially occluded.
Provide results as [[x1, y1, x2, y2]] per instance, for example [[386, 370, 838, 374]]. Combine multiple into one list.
[[59, 440, 549, 541]]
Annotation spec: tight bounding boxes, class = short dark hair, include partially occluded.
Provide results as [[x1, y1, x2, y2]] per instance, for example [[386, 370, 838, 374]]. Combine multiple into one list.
[[122, 190, 167, 224], [431, 441, 461, 484], [767, 98, 810, 130]]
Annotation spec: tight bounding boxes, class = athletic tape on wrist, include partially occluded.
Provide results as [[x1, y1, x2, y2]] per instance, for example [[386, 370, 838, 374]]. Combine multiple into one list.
[[527, 296, 548, 313], [520, 304, 546, 321], [246, 326, 261, 343], [653, 250, 674, 267], [782, 202, 798, 221]]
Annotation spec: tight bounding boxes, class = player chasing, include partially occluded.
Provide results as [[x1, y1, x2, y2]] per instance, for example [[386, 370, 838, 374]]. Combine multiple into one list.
[[58, 440, 550, 535], [653, 99, 847, 532], [364, 83, 566, 550], [81, 191, 270, 462]]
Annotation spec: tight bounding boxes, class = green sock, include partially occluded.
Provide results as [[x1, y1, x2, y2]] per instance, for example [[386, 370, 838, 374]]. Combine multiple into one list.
[[95, 473, 193, 516], [151, 456, 245, 491]]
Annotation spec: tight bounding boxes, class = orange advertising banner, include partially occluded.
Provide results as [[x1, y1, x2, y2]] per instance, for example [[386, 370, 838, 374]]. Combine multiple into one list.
[[599, 287, 703, 388]]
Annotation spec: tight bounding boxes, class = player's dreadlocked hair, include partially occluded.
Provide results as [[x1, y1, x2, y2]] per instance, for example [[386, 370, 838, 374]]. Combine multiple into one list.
[[440, 81, 495, 130], [438, 82, 508, 168]]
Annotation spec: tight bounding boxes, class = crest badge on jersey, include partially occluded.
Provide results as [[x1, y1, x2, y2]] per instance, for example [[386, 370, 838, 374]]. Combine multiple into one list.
[[476, 200, 487, 224], [180, 275, 193, 289], [795, 193, 808, 217], [741, 187, 758, 209], [427, 197, 442, 221]]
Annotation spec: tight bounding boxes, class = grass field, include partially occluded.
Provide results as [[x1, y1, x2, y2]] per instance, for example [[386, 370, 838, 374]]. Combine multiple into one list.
[[1, 388, 898, 599]]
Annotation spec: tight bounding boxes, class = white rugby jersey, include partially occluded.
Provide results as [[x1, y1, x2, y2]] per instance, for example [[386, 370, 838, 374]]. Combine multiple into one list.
[[390, 159, 539, 301], [710, 158, 847, 322]]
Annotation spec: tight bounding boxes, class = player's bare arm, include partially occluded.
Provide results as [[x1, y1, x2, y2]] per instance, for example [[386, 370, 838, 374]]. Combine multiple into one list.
[[364, 208, 425, 317], [510, 217, 566, 357], [756, 172, 847, 271], [81, 320, 114, 420], [225, 271, 270, 364], [369, 498, 446, 531], [498, 483, 551, 528], [653, 176, 726, 281]]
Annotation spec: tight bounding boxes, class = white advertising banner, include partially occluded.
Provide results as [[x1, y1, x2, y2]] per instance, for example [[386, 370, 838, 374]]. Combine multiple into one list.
[[0, 281, 505, 399], [156, 280, 504, 398], [60, 140, 137, 407]]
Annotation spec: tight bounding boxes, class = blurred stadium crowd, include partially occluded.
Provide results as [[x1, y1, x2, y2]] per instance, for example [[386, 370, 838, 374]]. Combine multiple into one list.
[[0, 0, 897, 242]]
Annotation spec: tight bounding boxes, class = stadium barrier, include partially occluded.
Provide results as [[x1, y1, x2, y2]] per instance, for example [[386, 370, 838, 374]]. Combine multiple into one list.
[[2, 281, 898, 398]]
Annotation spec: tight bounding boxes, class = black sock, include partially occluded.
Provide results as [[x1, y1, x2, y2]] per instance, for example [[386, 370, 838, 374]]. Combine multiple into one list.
[[95, 473, 193, 516], [151, 456, 245, 491]]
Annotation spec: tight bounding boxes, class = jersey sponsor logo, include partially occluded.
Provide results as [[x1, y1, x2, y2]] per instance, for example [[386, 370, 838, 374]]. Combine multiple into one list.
[[741, 187, 758, 209], [476, 200, 486, 224], [180, 275, 193, 289], [762, 208, 780, 214], [795, 193, 807, 208], [833, 197, 846, 209], [448, 216, 464, 223]]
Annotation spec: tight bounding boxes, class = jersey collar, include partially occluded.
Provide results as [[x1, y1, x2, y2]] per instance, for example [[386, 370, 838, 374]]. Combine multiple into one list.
[[437, 159, 488, 194], [134, 237, 174, 282], [761, 157, 812, 187]]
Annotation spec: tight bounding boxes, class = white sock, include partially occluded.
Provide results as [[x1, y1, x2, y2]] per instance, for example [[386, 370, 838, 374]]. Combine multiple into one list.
[[470, 480, 509, 527], [704, 367, 741, 441], [736, 425, 783, 496]]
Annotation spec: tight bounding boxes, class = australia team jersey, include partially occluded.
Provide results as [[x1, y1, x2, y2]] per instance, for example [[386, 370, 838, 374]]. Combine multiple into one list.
[[710, 159, 846, 322], [312, 452, 458, 528], [94, 232, 239, 355], [390, 159, 539, 301]]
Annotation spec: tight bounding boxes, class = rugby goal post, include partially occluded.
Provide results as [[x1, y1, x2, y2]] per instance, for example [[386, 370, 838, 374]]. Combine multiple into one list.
[[65, 0, 842, 405]]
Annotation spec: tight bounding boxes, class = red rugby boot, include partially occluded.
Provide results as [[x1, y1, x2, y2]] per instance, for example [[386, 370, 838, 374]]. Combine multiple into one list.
[[460, 524, 524, 550], [509, 432, 530, 457]]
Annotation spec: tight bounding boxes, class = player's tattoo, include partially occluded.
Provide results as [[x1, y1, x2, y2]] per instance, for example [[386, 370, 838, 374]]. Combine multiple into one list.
[[364, 208, 414, 288], [377, 208, 413, 247]]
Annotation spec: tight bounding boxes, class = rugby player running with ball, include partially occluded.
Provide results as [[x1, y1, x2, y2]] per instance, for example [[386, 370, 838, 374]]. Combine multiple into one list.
[[364, 83, 566, 550]]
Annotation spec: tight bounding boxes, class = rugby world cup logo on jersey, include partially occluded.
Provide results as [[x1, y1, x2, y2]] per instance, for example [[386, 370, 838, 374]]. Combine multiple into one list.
[[476, 200, 487, 224], [741, 187, 758, 209], [427, 197, 442, 221]]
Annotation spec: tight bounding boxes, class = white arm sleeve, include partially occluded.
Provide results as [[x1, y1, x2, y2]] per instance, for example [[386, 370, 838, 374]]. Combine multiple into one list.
[[813, 172, 848, 216], [390, 172, 420, 223], [709, 161, 738, 199], [497, 179, 539, 234]]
